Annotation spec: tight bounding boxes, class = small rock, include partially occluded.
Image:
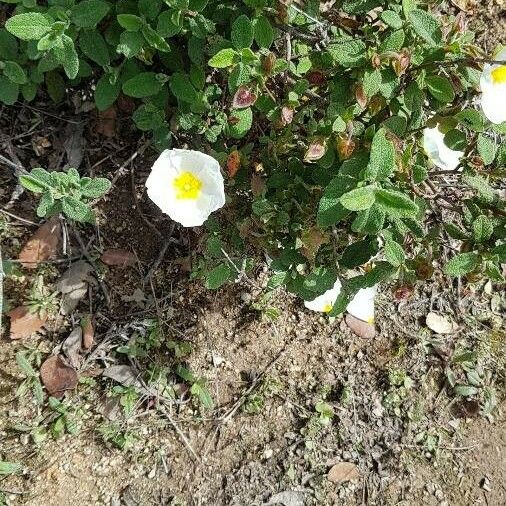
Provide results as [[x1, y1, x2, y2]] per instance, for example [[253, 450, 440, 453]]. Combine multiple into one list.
[[327, 462, 360, 484], [480, 476, 491, 492], [426, 312, 458, 334]]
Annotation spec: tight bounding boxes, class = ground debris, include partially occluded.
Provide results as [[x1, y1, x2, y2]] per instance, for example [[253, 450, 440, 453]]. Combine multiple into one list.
[[426, 312, 459, 334], [8, 306, 46, 340], [101, 248, 137, 267], [266, 490, 306, 506], [17, 217, 60, 268], [40, 355, 78, 397], [327, 462, 360, 484]]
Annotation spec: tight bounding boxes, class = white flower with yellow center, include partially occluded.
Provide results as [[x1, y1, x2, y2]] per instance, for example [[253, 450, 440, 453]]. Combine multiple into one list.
[[145, 149, 225, 227], [422, 125, 463, 171], [480, 47, 506, 125], [304, 279, 376, 323]]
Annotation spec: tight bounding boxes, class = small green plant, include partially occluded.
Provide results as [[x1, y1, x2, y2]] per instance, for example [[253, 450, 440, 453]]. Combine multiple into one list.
[[383, 367, 413, 416], [26, 275, 58, 318], [242, 375, 282, 414], [48, 396, 81, 439], [176, 365, 214, 409], [19, 167, 111, 222], [111, 385, 140, 416], [97, 422, 138, 451], [15, 349, 44, 404]]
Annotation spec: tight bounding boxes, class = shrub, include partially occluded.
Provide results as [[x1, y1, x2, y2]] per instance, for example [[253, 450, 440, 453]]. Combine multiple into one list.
[[2, 0, 505, 312]]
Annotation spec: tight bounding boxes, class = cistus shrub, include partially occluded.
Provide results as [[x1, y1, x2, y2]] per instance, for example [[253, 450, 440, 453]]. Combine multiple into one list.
[[1, 0, 505, 313]]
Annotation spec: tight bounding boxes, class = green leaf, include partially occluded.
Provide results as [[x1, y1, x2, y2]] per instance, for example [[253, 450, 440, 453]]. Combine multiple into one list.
[[95, 74, 120, 111], [19, 174, 49, 193], [133, 103, 166, 131], [0, 75, 18, 105], [79, 30, 110, 66], [317, 175, 356, 227], [205, 263, 234, 289], [364, 128, 396, 181], [6, 13, 52, 41], [402, 0, 417, 17], [340, 185, 376, 211], [142, 24, 171, 53], [444, 129, 466, 151], [209, 48, 237, 68], [342, 0, 382, 14], [21, 82, 37, 102], [0, 461, 22, 476], [408, 9, 442, 46], [117, 30, 144, 58], [375, 188, 419, 217], [363, 68, 382, 98], [169, 72, 198, 103], [228, 107, 252, 139], [122, 72, 163, 98], [80, 177, 111, 198], [16, 351, 36, 377], [156, 10, 181, 37], [253, 15, 274, 48], [351, 204, 386, 234], [472, 215, 493, 243], [380, 10, 403, 29], [45, 71, 65, 103], [53, 35, 79, 79], [0, 29, 19, 60], [462, 173, 495, 202], [231, 15, 254, 50], [444, 252, 479, 277], [71, 0, 111, 28], [3, 61, 26, 84], [455, 109, 485, 132], [61, 197, 93, 222], [340, 238, 379, 269], [384, 238, 405, 267], [492, 243, 506, 262], [444, 222, 469, 240], [477, 134, 497, 165], [117, 14, 144, 31], [426, 75, 455, 103], [327, 38, 366, 68], [37, 191, 55, 217]]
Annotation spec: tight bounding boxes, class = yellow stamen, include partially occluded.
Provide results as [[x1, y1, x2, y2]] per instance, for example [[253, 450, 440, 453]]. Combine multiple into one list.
[[323, 303, 333, 313], [173, 171, 202, 200], [366, 316, 375, 324], [491, 65, 506, 84]]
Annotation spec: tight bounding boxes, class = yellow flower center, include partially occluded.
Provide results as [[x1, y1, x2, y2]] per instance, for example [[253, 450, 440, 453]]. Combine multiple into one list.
[[491, 65, 506, 84], [323, 303, 333, 313], [173, 171, 202, 200], [366, 316, 375, 324]]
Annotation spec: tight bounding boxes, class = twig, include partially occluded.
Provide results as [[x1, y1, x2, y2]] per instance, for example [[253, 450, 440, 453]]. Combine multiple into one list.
[[0, 245, 4, 335], [143, 223, 176, 283], [220, 247, 260, 289], [109, 139, 151, 188], [0, 208, 39, 226]]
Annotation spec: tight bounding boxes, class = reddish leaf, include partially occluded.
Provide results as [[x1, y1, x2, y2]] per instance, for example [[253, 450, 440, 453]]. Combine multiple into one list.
[[232, 85, 257, 109], [280, 106, 294, 126], [327, 462, 360, 484], [355, 83, 367, 108], [117, 93, 136, 114], [226, 150, 241, 178], [307, 70, 326, 86], [18, 217, 60, 269], [337, 136, 356, 161], [262, 53, 276, 74], [393, 285, 414, 301], [40, 355, 78, 397], [345, 314, 376, 338], [81, 316, 94, 350], [8, 306, 46, 340], [304, 137, 327, 162], [101, 248, 136, 267]]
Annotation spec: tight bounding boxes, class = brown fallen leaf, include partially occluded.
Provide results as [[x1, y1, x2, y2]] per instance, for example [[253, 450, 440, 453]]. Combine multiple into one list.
[[345, 314, 376, 338], [226, 150, 241, 178], [101, 248, 136, 267], [327, 462, 360, 484], [40, 355, 78, 397], [8, 306, 46, 340], [81, 316, 94, 349], [96, 106, 117, 138], [18, 217, 60, 268]]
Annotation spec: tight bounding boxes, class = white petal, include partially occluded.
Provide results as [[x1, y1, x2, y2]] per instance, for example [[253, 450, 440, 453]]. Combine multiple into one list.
[[346, 286, 376, 323], [481, 86, 506, 124], [145, 149, 225, 227], [304, 279, 342, 312], [423, 126, 463, 171]]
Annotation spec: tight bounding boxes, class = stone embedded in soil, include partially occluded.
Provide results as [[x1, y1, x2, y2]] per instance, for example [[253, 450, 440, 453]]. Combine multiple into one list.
[[345, 314, 376, 338], [327, 462, 360, 484], [40, 355, 78, 397], [8, 306, 46, 340], [18, 216, 60, 268]]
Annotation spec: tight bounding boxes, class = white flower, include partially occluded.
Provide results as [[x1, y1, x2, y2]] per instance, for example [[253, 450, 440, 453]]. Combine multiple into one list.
[[304, 279, 376, 323], [480, 47, 506, 125], [423, 125, 463, 171], [145, 149, 225, 227]]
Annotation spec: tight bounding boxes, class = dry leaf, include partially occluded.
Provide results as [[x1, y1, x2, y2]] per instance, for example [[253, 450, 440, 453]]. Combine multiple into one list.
[[280, 106, 294, 126], [307, 70, 326, 86], [327, 462, 360, 484], [301, 227, 329, 262], [251, 173, 266, 197], [96, 106, 117, 138], [267, 491, 305, 506], [62, 327, 83, 369], [345, 314, 376, 338], [355, 83, 367, 108], [40, 355, 78, 397], [56, 260, 94, 315], [304, 137, 327, 162], [81, 316, 94, 349], [426, 312, 458, 334], [226, 150, 241, 178], [232, 85, 257, 109], [8, 306, 46, 340], [18, 217, 60, 268], [336, 135, 356, 161], [101, 248, 136, 267]]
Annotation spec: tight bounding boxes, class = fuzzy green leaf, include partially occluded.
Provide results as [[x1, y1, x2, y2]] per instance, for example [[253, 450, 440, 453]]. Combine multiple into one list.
[[3, 61, 27, 84], [317, 175, 356, 227], [0, 75, 18, 105], [61, 197, 93, 222], [472, 215, 493, 243], [253, 15, 274, 48], [477, 134, 497, 165], [53, 35, 79, 79], [426, 75, 455, 103], [231, 15, 254, 50], [117, 14, 144, 31], [205, 263, 234, 289], [169, 72, 198, 103], [408, 9, 442, 46], [375, 188, 419, 217], [364, 128, 396, 181], [384, 238, 405, 267], [80, 177, 111, 198], [95, 74, 120, 110], [209, 48, 237, 68], [340, 185, 376, 211], [79, 30, 110, 66], [6, 13, 52, 41], [71, 0, 111, 28], [122, 72, 163, 98], [444, 252, 479, 276], [462, 173, 495, 202], [228, 107, 252, 139]]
